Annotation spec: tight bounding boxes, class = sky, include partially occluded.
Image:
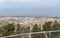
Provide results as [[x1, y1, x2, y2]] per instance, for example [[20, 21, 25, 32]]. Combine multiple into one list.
[[0, 0, 60, 17]]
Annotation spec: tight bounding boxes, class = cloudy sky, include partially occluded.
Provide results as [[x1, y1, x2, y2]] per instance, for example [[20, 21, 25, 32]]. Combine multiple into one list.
[[0, 0, 60, 17]]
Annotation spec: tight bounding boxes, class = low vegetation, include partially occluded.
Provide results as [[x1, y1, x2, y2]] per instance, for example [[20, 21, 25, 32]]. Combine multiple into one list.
[[0, 20, 60, 38]]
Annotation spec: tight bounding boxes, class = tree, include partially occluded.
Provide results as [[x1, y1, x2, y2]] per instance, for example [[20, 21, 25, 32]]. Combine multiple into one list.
[[32, 24, 40, 32], [51, 21, 60, 38], [43, 21, 52, 31], [16, 24, 21, 34], [0, 29, 3, 37], [24, 26, 30, 33], [32, 24, 42, 38], [43, 21, 52, 38], [52, 21, 60, 30], [4, 23, 15, 31], [3, 23, 15, 36]]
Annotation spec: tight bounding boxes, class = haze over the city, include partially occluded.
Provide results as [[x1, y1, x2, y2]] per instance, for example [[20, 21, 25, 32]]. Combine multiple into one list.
[[0, 0, 60, 17]]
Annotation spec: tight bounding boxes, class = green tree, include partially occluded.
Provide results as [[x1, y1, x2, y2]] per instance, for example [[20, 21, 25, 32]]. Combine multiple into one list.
[[43, 21, 52, 31], [32, 24, 42, 38], [52, 21, 60, 30], [3, 23, 15, 36], [32, 24, 40, 32], [4, 23, 15, 31], [16, 24, 21, 34], [24, 26, 30, 33], [16, 24, 30, 34], [43, 21, 52, 38], [51, 21, 60, 38]]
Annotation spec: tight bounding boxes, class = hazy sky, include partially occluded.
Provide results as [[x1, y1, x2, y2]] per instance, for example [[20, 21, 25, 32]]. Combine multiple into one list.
[[0, 0, 60, 17]]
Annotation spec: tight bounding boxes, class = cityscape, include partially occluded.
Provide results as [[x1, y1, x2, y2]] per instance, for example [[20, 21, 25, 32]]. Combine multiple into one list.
[[0, 0, 60, 38], [0, 17, 60, 38]]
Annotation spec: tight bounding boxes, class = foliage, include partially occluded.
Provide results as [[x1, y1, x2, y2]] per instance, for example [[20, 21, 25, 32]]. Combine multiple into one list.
[[24, 26, 30, 33], [43, 21, 52, 31], [0, 20, 60, 37], [52, 21, 60, 30], [32, 24, 42, 38], [3, 23, 15, 36], [16, 24, 21, 34], [32, 24, 41, 32], [16, 24, 30, 34], [51, 21, 60, 38]]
